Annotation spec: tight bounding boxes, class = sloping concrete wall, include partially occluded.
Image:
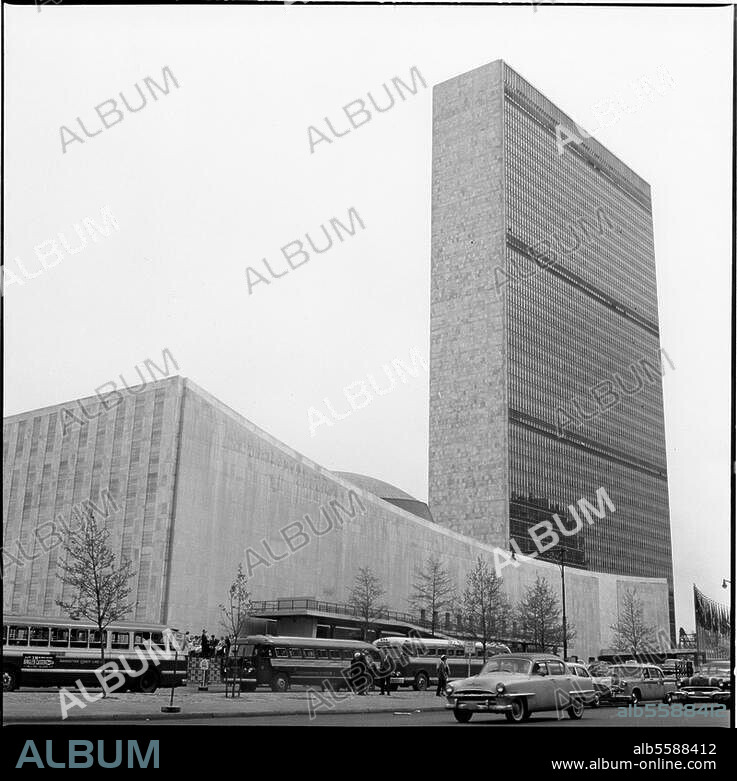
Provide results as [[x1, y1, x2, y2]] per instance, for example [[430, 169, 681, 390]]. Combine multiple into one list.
[[165, 380, 669, 660]]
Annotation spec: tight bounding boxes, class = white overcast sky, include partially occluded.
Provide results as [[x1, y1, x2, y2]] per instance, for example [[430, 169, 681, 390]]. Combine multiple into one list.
[[2, 2, 733, 632]]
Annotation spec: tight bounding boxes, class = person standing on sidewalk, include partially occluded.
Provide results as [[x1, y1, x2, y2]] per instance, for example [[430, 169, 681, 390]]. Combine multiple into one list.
[[436, 654, 450, 696], [377, 648, 393, 696]]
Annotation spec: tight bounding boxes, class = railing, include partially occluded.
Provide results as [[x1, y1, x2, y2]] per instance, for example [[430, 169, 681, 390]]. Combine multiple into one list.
[[248, 599, 522, 644]]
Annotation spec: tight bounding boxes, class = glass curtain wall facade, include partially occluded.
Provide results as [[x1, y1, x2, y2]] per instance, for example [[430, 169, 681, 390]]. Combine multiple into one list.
[[503, 66, 674, 638]]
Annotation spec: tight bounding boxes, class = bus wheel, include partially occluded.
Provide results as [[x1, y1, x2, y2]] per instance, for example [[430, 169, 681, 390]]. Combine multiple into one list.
[[413, 672, 429, 691], [3, 669, 19, 692], [271, 673, 290, 693], [453, 708, 472, 723], [137, 669, 160, 694]]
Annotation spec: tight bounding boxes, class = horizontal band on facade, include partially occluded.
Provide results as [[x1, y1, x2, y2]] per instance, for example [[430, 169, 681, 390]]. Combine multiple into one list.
[[509, 409, 668, 481], [503, 84, 652, 212], [506, 234, 660, 338]]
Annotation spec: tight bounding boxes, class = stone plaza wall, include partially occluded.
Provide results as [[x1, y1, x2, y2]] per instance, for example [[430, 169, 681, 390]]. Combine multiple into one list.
[[165, 380, 670, 660]]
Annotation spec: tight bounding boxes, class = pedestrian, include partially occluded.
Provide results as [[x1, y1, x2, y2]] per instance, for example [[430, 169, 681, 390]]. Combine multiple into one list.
[[224, 635, 231, 658], [377, 648, 393, 696], [200, 630, 209, 658], [436, 654, 450, 696], [350, 651, 369, 695]]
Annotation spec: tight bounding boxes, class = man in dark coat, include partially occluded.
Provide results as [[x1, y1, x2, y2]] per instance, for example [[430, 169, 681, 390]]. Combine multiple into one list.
[[200, 630, 209, 658], [436, 654, 450, 696]]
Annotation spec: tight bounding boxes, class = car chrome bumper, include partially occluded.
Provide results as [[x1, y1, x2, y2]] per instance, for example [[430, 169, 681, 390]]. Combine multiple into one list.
[[446, 696, 512, 713], [670, 691, 730, 704]]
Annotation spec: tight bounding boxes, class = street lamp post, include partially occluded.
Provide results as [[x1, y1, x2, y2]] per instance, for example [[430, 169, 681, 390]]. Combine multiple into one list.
[[559, 547, 568, 661]]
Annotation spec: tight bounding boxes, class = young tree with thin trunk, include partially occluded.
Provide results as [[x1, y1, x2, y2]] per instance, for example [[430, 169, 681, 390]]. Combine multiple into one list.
[[610, 587, 656, 657], [461, 557, 510, 661], [56, 508, 135, 684], [219, 564, 252, 696], [408, 555, 456, 637], [517, 575, 575, 654], [349, 566, 387, 641]]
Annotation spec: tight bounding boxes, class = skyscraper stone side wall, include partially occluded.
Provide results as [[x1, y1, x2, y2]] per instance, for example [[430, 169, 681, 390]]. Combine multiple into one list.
[[429, 60, 509, 546]]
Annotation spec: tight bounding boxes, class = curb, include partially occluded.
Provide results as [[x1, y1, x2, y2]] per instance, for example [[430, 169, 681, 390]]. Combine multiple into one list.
[[3, 702, 449, 724]]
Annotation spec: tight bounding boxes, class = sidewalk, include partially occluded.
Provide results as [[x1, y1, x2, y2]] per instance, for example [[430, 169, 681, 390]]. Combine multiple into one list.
[[3, 686, 448, 723]]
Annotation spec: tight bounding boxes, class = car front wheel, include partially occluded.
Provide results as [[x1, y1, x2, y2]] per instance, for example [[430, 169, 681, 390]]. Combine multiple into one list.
[[453, 708, 473, 723], [505, 698, 530, 723], [631, 689, 641, 706]]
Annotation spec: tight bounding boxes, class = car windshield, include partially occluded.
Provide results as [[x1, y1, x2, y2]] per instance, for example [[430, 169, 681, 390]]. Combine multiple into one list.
[[480, 658, 532, 675], [609, 665, 641, 677]]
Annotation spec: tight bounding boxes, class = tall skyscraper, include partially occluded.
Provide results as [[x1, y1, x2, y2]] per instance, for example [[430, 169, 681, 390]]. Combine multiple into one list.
[[429, 60, 675, 638]]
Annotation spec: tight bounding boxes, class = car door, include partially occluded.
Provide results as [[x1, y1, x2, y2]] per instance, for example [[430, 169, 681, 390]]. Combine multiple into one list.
[[545, 659, 570, 711], [640, 666, 656, 700], [650, 667, 666, 700]]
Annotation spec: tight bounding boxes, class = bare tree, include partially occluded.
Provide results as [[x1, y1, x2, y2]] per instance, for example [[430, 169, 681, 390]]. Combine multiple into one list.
[[610, 588, 656, 657], [408, 555, 456, 637], [56, 508, 135, 674], [349, 566, 387, 641], [461, 557, 510, 661], [219, 563, 252, 696], [517, 576, 574, 654]]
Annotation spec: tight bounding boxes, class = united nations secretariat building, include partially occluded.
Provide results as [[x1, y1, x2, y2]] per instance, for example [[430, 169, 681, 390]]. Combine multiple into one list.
[[3, 62, 674, 661]]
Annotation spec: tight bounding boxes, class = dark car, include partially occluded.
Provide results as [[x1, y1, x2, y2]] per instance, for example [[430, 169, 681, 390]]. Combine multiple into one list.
[[669, 660, 732, 708]]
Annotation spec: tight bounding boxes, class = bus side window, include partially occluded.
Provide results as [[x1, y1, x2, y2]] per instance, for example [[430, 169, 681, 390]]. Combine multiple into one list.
[[289, 648, 303, 658], [329, 650, 341, 661], [29, 627, 50, 647], [111, 632, 130, 651], [274, 648, 288, 658], [90, 631, 108, 648], [70, 629, 88, 648], [134, 632, 150, 648], [316, 649, 329, 660], [303, 649, 316, 659], [427, 648, 437, 656], [150, 632, 163, 647], [51, 628, 70, 648], [9, 626, 29, 646]]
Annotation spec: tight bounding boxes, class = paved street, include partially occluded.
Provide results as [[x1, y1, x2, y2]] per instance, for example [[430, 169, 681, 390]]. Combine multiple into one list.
[[4, 686, 729, 727]]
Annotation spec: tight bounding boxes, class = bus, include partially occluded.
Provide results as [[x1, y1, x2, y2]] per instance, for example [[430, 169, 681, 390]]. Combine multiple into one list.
[[374, 636, 511, 691], [3, 615, 188, 693], [231, 635, 381, 692]]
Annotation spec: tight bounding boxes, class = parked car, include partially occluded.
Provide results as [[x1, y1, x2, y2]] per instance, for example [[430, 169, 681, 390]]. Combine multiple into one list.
[[445, 653, 593, 723], [606, 662, 670, 704], [669, 660, 732, 708], [586, 661, 614, 704], [566, 661, 603, 707]]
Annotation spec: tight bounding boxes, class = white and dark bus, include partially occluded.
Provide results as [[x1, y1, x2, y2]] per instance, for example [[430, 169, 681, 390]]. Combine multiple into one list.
[[3, 615, 188, 693], [232, 635, 381, 692], [374, 636, 511, 690]]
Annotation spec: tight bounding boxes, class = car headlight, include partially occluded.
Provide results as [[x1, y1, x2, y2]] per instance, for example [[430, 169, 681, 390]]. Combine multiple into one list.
[[445, 684, 454, 695], [496, 683, 505, 694]]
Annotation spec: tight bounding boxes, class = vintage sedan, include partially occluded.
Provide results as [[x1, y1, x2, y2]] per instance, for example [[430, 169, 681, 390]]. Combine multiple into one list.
[[606, 662, 670, 704], [445, 653, 594, 723], [669, 660, 732, 708]]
